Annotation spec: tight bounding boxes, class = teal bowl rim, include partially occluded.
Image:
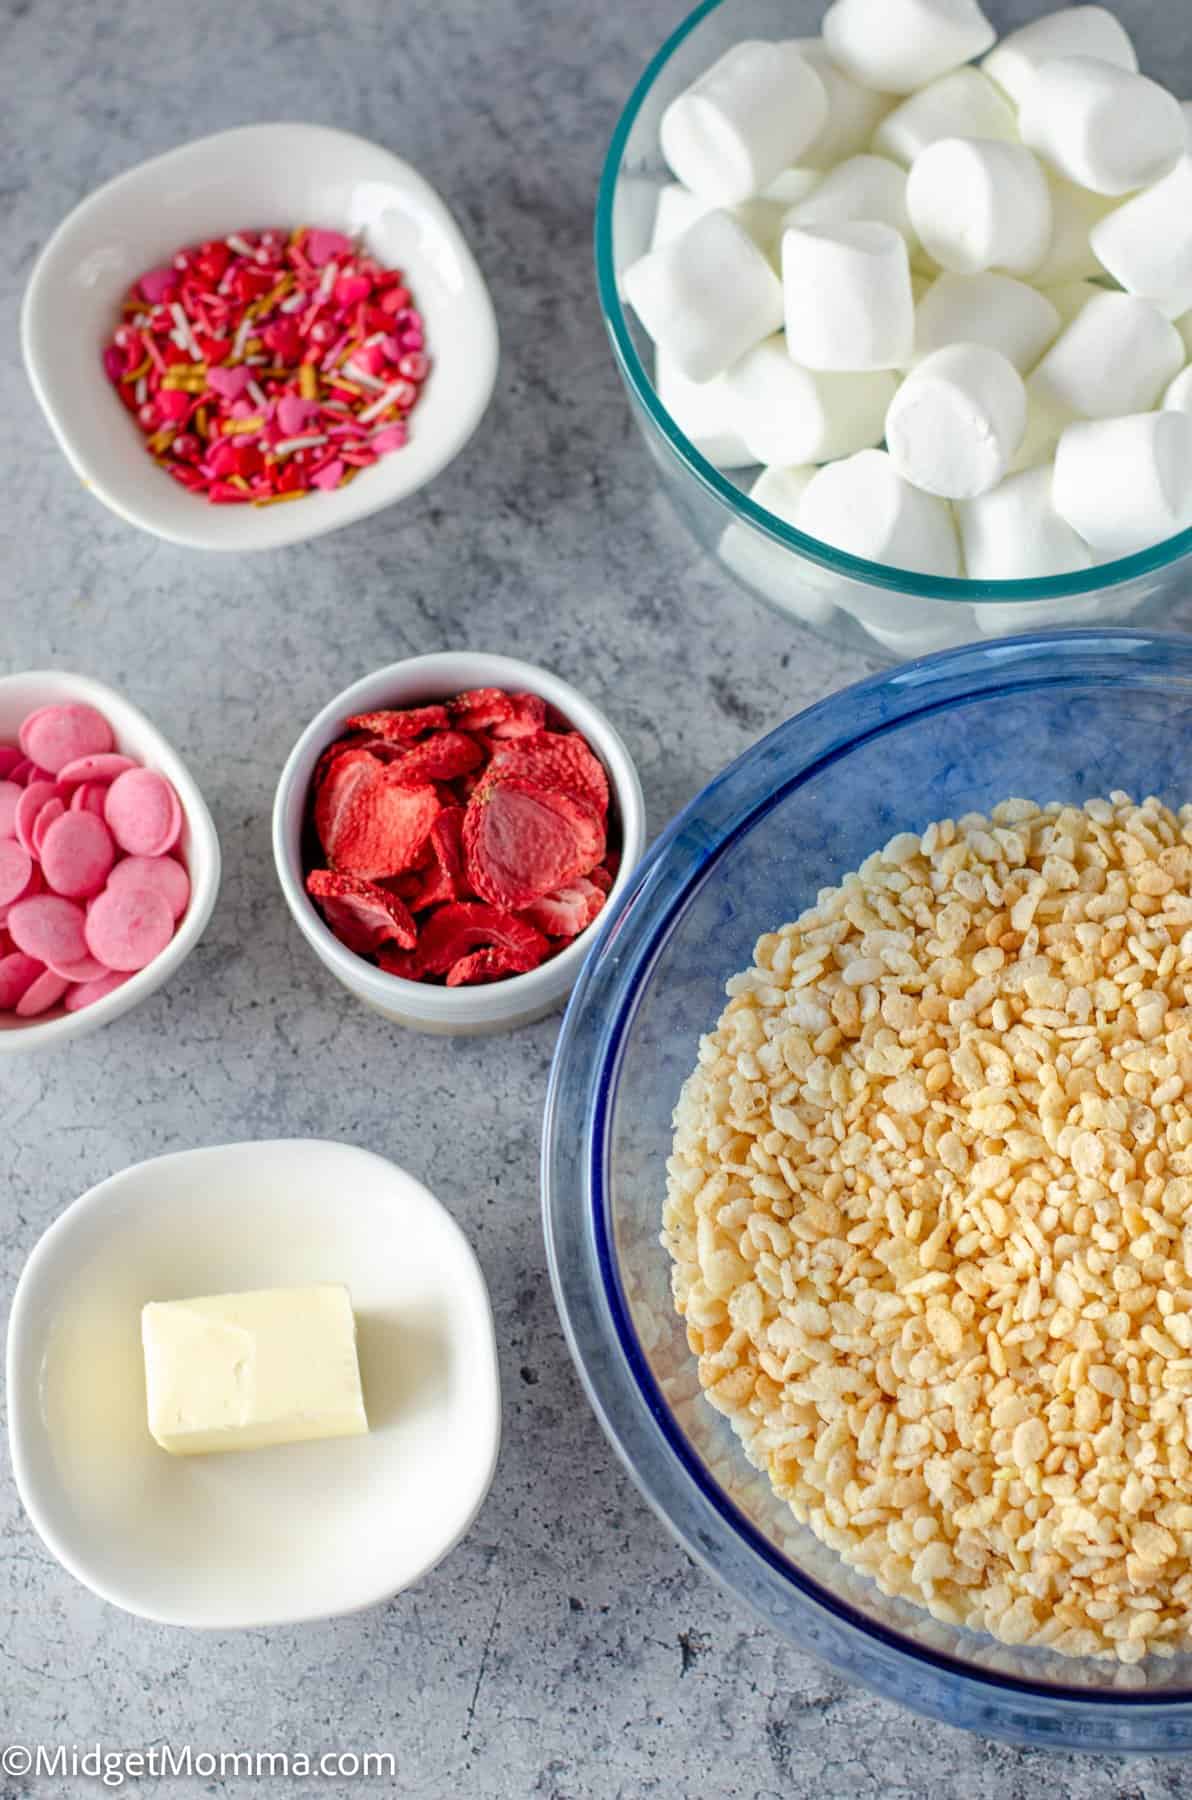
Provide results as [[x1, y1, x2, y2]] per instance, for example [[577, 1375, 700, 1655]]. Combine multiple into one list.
[[593, 0, 1192, 605]]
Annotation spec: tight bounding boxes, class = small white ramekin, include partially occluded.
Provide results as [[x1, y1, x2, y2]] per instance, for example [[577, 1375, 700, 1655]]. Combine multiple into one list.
[[272, 652, 646, 1034], [0, 671, 220, 1052]]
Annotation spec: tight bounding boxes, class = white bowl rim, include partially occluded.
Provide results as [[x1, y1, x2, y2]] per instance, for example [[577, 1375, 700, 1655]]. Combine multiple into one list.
[[21, 121, 499, 553], [5, 1137, 502, 1628], [0, 670, 220, 1050], [272, 650, 647, 1028]]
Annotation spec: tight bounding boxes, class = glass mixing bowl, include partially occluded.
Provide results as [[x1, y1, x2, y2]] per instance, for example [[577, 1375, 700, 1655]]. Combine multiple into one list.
[[543, 629, 1192, 1749], [595, 0, 1192, 663]]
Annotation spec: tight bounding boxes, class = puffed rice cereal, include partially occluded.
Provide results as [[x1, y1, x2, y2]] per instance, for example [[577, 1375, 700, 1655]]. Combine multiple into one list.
[[663, 794, 1192, 1663]]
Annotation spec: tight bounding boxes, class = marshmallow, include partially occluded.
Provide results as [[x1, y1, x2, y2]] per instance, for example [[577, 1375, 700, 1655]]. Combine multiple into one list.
[[1162, 366, 1192, 418], [1030, 178, 1120, 286], [914, 272, 1061, 372], [782, 154, 918, 253], [623, 209, 784, 382], [1009, 380, 1072, 472], [886, 343, 1027, 499], [650, 181, 800, 266], [793, 39, 897, 169], [873, 69, 1017, 167], [821, 0, 995, 97], [654, 352, 754, 469], [721, 336, 899, 465], [1019, 57, 1185, 197], [1031, 292, 1184, 420], [718, 466, 836, 627], [1042, 280, 1103, 327], [906, 138, 1053, 277], [760, 168, 824, 208], [1175, 312, 1192, 359], [660, 41, 829, 206], [797, 449, 962, 576], [783, 222, 914, 371], [958, 465, 1094, 579], [1090, 157, 1192, 307], [1053, 411, 1192, 555], [861, 611, 978, 656], [982, 6, 1137, 107]]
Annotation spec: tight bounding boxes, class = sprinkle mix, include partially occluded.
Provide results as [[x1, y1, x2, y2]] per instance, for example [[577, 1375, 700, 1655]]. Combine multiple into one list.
[[304, 689, 619, 988], [102, 228, 429, 505]]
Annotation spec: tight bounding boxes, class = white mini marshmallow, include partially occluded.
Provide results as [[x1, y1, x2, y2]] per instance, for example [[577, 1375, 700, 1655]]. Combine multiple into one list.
[[654, 352, 754, 469], [623, 210, 785, 382], [1030, 178, 1120, 286], [1053, 411, 1192, 554], [1175, 312, 1192, 359], [793, 39, 897, 169], [721, 336, 899, 465], [782, 154, 918, 253], [1009, 379, 1072, 472], [1163, 366, 1192, 418], [1042, 280, 1102, 327], [660, 41, 828, 206], [821, 0, 995, 97], [759, 168, 823, 208], [1031, 291, 1184, 420], [874, 69, 1017, 167], [886, 342, 1027, 499], [1090, 157, 1192, 306], [982, 6, 1137, 106], [958, 464, 1094, 579], [906, 138, 1053, 277], [914, 272, 1061, 372], [783, 221, 915, 370], [797, 449, 962, 575], [718, 465, 836, 626], [1019, 57, 1185, 197]]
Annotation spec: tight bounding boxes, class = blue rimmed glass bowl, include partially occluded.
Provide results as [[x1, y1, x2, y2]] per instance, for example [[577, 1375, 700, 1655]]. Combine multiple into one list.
[[595, 0, 1192, 662], [543, 630, 1192, 1748]]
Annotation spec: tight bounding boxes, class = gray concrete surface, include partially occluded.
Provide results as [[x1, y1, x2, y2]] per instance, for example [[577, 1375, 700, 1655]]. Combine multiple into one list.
[[3, 0, 1192, 1795]]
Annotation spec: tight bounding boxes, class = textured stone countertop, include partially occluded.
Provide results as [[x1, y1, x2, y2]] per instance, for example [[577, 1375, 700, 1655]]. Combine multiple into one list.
[[3, 0, 1192, 1795]]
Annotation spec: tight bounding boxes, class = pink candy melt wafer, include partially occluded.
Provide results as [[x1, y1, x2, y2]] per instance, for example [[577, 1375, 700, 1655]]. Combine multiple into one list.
[[8, 894, 88, 967], [104, 768, 182, 858], [14, 781, 57, 854], [31, 797, 65, 858], [0, 780, 22, 838], [71, 782, 109, 817], [106, 853, 190, 920], [19, 704, 113, 776], [0, 841, 35, 907], [0, 749, 23, 781], [57, 753, 137, 786], [0, 952, 44, 1009], [84, 885, 174, 971], [48, 952, 108, 982], [40, 811, 116, 900], [15, 969, 70, 1018], [64, 970, 132, 1012]]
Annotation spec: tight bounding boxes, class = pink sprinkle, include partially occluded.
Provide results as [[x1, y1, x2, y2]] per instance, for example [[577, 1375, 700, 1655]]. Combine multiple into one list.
[[207, 365, 253, 400], [371, 425, 409, 454], [138, 267, 179, 304], [276, 393, 315, 438], [305, 229, 355, 267], [310, 460, 346, 491]]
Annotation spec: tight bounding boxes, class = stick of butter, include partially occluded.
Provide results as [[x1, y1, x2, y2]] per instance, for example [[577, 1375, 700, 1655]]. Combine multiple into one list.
[[141, 1284, 369, 1456]]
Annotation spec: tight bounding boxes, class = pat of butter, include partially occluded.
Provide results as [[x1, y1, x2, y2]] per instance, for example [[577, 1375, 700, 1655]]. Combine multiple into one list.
[[141, 1284, 368, 1456]]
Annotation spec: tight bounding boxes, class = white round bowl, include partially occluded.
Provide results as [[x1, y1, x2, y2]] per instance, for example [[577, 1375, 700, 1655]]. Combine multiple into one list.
[[272, 651, 647, 1034], [21, 123, 499, 552], [0, 670, 220, 1051], [6, 1139, 501, 1628]]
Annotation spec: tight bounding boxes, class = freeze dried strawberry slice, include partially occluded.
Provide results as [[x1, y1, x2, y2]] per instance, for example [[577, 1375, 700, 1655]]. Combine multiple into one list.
[[489, 693, 547, 740], [590, 861, 614, 894], [306, 870, 417, 954], [329, 770, 440, 878], [345, 704, 450, 742], [446, 945, 542, 986], [520, 874, 608, 938], [486, 731, 609, 818], [389, 730, 484, 786], [464, 775, 604, 908], [314, 748, 385, 858], [378, 901, 547, 980], [446, 687, 513, 731]]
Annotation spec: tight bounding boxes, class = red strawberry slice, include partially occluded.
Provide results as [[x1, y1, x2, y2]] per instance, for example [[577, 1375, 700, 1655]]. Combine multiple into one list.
[[486, 731, 609, 818], [463, 774, 604, 909], [402, 805, 468, 910], [313, 747, 385, 858], [345, 704, 450, 742], [446, 944, 542, 986], [389, 730, 484, 786], [519, 874, 608, 938], [379, 900, 547, 980], [306, 870, 418, 954], [328, 769, 441, 879], [488, 693, 547, 740], [446, 687, 513, 731]]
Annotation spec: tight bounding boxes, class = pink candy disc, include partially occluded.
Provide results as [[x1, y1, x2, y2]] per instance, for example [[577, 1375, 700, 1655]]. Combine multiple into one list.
[[0, 841, 35, 907], [64, 970, 132, 1012], [9, 758, 35, 786], [19, 704, 114, 776], [0, 951, 44, 1009], [57, 753, 137, 786], [7, 893, 88, 967], [0, 780, 22, 838], [40, 811, 116, 900], [31, 797, 66, 859], [84, 885, 174, 972], [0, 748, 22, 780], [106, 853, 190, 920], [48, 951, 108, 982], [15, 969, 70, 1018], [104, 768, 182, 858], [14, 781, 58, 854], [71, 781, 109, 817]]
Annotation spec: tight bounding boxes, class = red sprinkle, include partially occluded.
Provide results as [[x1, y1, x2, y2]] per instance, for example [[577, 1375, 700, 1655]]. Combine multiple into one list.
[[101, 227, 431, 506]]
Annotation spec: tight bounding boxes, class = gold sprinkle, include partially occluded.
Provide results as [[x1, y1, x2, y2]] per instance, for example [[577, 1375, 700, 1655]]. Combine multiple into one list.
[[298, 363, 319, 401]]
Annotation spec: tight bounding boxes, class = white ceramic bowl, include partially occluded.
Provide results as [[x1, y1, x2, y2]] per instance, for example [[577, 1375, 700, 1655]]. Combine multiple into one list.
[[273, 652, 647, 1034], [0, 671, 220, 1050], [6, 1139, 501, 1628], [21, 123, 499, 552]]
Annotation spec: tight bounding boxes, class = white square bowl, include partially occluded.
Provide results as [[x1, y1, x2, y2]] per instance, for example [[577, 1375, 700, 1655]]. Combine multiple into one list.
[[21, 124, 499, 551]]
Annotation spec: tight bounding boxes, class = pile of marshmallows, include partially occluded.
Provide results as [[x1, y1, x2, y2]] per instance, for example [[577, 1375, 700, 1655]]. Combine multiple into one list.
[[625, 0, 1192, 581]]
